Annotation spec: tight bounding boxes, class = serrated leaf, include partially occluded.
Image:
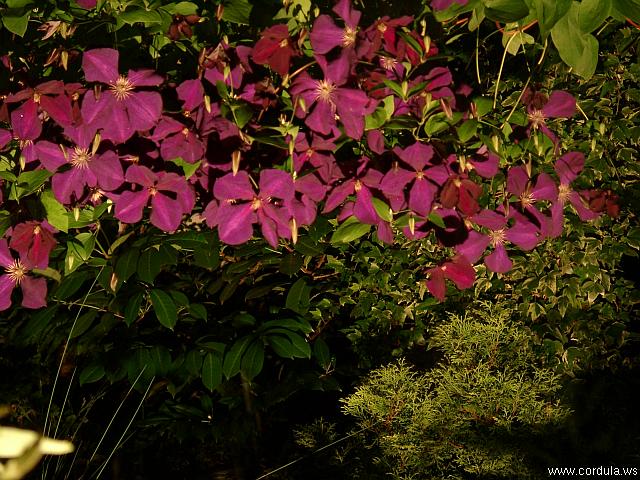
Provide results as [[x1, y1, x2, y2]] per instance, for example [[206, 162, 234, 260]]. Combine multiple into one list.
[[202, 352, 223, 391], [150, 289, 178, 330]]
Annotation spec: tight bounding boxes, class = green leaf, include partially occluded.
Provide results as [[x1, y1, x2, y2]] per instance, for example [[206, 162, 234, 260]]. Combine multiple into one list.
[[53, 271, 90, 300], [223, 336, 253, 379], [119, 8, 163, 25], [268, 332, 310, 359], [124, 291, 144, 327], [79, 363, 105, 385], [222, 0, 252, 24], [149, 346, 172, 376], [108, 231, 134, 255], [371, 198, 393, 223], [185, 350, 203, 375], [70, 311, 98, 339], [168, 1, 199, 15], [150, 289, 178, 330], [551, 3, 599, 79], [171, 157, 201, 179], [330, 217, 371, 244], [531, 0, 572, 37], [457, 119, 478, 142], [576, 0, 611, 33], [137, 245, 177, 283], [115, 248, 140, 284], [11, 170, 52, 200], [313, 338, 331, 369], [294, 236, 325, 256], [241, 340, 264, 380], [202, 352, 223, 391], [41, 190, 69, 232], [482, 0, 529, 22], [2, 12, 30, 37], [7, 0, 34, 7], [612, 0, 640, 23], [279, 253, 303, 275], [286, 278, 310, 314]]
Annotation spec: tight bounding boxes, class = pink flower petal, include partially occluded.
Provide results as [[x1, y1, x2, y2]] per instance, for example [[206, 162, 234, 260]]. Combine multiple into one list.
[[83, 48, 120, 84], [555, 151, 584, 185], [20, 276, 47, 309], [115, 190, 150, 224], [217, 203, 256, 245], [353, 186, 379, 224], [260, 169, 295, 200], [394, 142, 434, 171], [126, 165, 157, 187], [125, 91, 162, 131], [52, 168, 89, 204], [507, 165, 529, 196], [310, 15, 344, 55], [177, 79, 204, 111], [409, 178, 436, 217], [456, 230, 490, 264], [40, 95, 73, 127], [0, 274, 15, 311], [543, 91, 576, 118], [426, 267, 446, 301], [36, 141, 68, 171], [484, 244, 512, 273], [532, 173, 558, 201], [150, 193, 183, 232], [214, 171, 255, 201], [90, 151, 123, 191], [11, 100, 42, 140], [0, 240, 13, 268], [444, 256, 475, 289], [0, 128, 11, 149], [127, 69, 163, 87], [505, 221, 539, 250]]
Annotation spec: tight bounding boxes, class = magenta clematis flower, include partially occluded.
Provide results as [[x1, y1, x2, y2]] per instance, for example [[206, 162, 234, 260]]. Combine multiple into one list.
[[310, 0, 362, 57], [5, 80, 74, 128], [81, 48, 163, 143], [467, 145, 499, 178], [294, 132, 343, 183], [9, 100, 42, 163], [426, 255, 475, 302], [506, 165, 557, 236], [114, 165, 195, 232], [291, 54, 373, 139], [323, 157, 382, 225], [524, 89, 575, 145], [36, 124, 123, 204], [152, 116, 204, 164], [252, 24, 297, 76], [550, 151, 600, 237], [0, 128, 11, 149], [456, 209, 540, 273], [380, 142, 446, 216], [209, 170, 294, 247], [0, 239, 47, 311], [9, 221, 57, 269]]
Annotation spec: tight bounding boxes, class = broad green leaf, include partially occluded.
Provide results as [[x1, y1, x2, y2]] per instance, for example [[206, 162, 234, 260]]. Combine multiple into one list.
[[286, 278, 310, 314], [171, 157, 201, 179], [11, 170, 52, 200], [457, 119, 478, 142], [268, 335, 297, 359], [119, 8, 163, 25], [70, 311, 98, 339], [7, 0, 34, 7], [330, 217, 371, 244], [371, 198, 393, 223], [150, 289, 178, 330], [294, 236, 325, 256], [202, 352, 223, 391], [482, 0, 529, 22], [185, 350, 203, 375], [313, 338, 331, 369], [612, 0, 640, 23], [124, 291, 144, 327], [576, 0, 611, 33], [168, 1, 198, 15], [149, 346, 172, 376], [268, 332, 310, 358], [115, 248, 140, 284], [223, 336, 253, 379], [241, 340, 264, 380], [551, 4, 599, 79], [261, 318, 313, 334], [531, 0, 571, 38], [53, 271, 90, 300], [2, 12, 30, 37], [279, 253, 303, 275], [79, 363, 105, 385], [108, 231, 134, 255], [222, 0, 252, 24]]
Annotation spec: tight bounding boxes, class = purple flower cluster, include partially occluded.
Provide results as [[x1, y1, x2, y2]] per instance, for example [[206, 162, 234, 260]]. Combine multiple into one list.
[[0, 0, 610, 309]]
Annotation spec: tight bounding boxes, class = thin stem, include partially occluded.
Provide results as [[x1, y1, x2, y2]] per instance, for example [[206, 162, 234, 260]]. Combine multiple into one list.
[[493, 33, 519, 109]]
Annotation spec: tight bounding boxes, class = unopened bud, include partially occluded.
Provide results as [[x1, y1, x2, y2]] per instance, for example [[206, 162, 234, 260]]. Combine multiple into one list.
[[408, 216, 415, 236], [92, 133, 101, 154], [401, 80, 409, 99], [290, 218, 298, 244], [232, 150, 241, 175], [110, 272, 118, 292], [216, 4, 224, 21], [204, 94, 211, 113], [73, 207, 80, 221]]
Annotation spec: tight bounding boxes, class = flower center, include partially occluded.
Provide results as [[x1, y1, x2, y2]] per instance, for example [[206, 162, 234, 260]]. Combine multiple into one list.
[[558, 183, 571, 203], [520, 190, 535, 208], [33, 92, 42, 104], [19, 139, 33, 148], [110, 75, 135, 101], [70, 146, 92, 169], [380, 56, 397, 71], [527, 109, 546, 129], [354, 179, 362, 192], [251, 197, 263, 210], [342, 26, 357, 47], [416, 171, 424, 180], [315, 80, 336, 104], [489, 229, 506, 247], [377, 22, 388, 33], [6, 259, 28, 284], [279, 38, 289, 48], [148, 186, 158, 196]]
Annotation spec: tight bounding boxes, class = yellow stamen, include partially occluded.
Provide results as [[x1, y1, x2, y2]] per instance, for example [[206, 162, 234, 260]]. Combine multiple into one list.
[[6, 259, 28, 284], [70, 146, 92, 169], [489, 229, 506, 247], [109, 75, 135, 101]]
